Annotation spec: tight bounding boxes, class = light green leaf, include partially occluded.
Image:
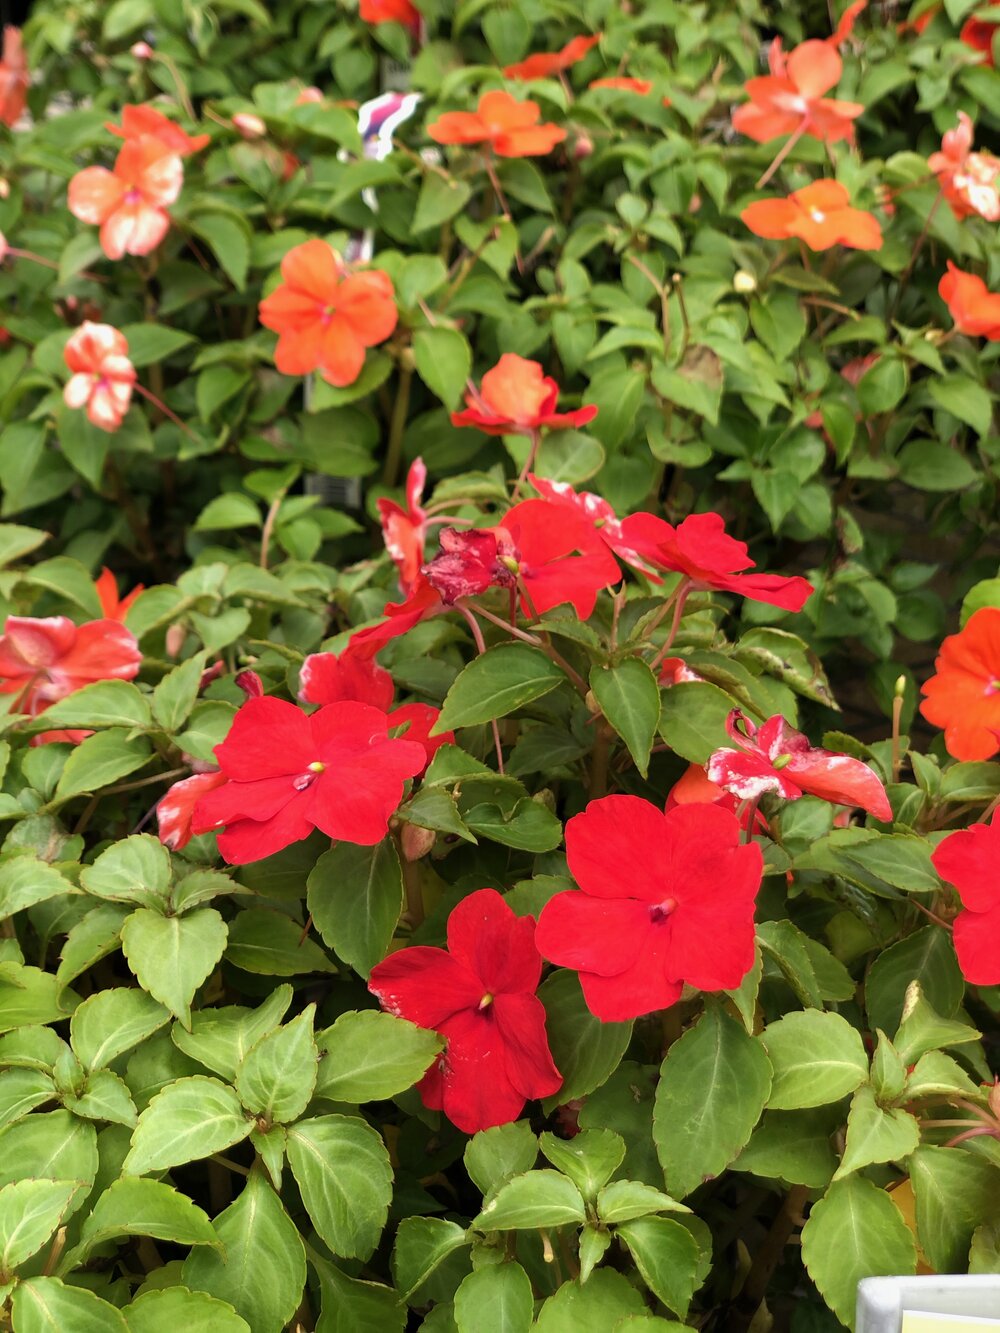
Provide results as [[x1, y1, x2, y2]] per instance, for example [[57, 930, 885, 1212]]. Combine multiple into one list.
[[0, 856, 74, 919], [0, 1179, 81, 1274], [286, 1114, 393, 1260], [538, 1129, 625, 1201], [171, 986, 293, 1083], [866, 926, 964, 1037], [413, 327, 472, 412], [834, 1085, 920, 1180], [70, 987, 171, 1072], [11, 1277, 129, 1332], [54, 730, 152, 799], [0, 963, 79, 1034], [435, 644, 567, 732], [124, 1286, 251, 1333], [910, 1145, 1000, 1273], [235, 1006, 318, 1124], [464, 1122, 538, 1197], [56, 905, 130, 992], [616, 1216, 702, 1318], [534, 1270, 646, 1330], [66, 1068, 138, 1128], [123, 1076, 252, 1176], [0, 1111, 97, 1199], [190, 213, 250, 291], [391, 1215, 470, 1302], [761, 1010, 868, 1110], [76, 1178, 220, 1264], [38, 680, 152, 731], [589, 659, 661, 778], [119, 324, 197, 368], [152, 653, 208, 732], [225, 908, 335, 976], [473, 1169, 586, 1231], [734, 1108, 840, 1189], [658, 681, 743, 763], [0, 1068, 56, 1131], [79, 835, 172, 909], [314, 1009, 441, 1103], [121, 908, 228, 1028], [314, 1259, 405, 1333], [596, 1179, 689, 1224], [454, 1263, 533, 1333]]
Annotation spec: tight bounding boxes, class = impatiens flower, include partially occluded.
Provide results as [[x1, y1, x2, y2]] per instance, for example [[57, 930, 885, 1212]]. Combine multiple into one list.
[[258, 238, 398, 388], [422, 528, 517, 604], [427, 91, 566, 158], [931, 810, 1000, 985], [535, 797, 763, 1021], [95, 568, 144, 621], [666, 762, 768, 832], [106, 104, 209, 156], [832, 0, 868, 44], [502, 499, 622, 619], [0, 615, 142, 719], [452, 354, 597, 435], [731, 39, 864, 145], [938, 261, 1000, 340], [378, 457, 428, 595], [741, 181, 883, 252], [390, 702, 454, 768], [157, 770, 228, 851], [929, 113, 1000, 221], [503, 34, 601, 81], [190, 696, 426, 864], [369, 888, 562, 1132], [68, 137, 183, 260], [63, 322, 136, 432], [527, 475, 659, 576], [0, 26, 28, 128], [707, 710, 893, 820], [920, 608, 1000, 761], [348, 577, 444, 659], [659, 657, 702, 685], [359, 0, 421, 26], [961, 2, 1000, 64], [589, 77, 653, 94], [619, 511, 813, 611]]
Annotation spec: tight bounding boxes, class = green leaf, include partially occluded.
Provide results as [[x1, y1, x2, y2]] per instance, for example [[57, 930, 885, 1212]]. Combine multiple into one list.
[[616, 1216, 702, 1319], [123, 1287, 251, 1333], [121, 908, 228, 1028], [286, 1114, 393, 1260], [0, 1111, 97, 1198], [11, 1277, 129, 1332], [55, 728, 151, 799], [834, 1085, 920, 1180], [413, 174, 473, 233], [454, 1263, 533, 1333], [894, 984, 980, 1066], [0, 1069, 56, 1131], [70, 987, 171, 1072], [462, 799, 563, 852], [596, 1179, 689, 1224], [123, 1076, 252, 1176], [314, 1010, 441, 1103], [761, 1010, 868, 1110], [152, 654, 208, 732], [539, 970, 632, 1110], [119, 324, 197, 368], [535, 1270, 646, 1330], [0, 856, 74, 918], [76, 1178, 220, 1264], [21, 558, 102, 617], [539, 1129, 625, 1201], [652, 346, 723, 424], [170, 986, 293, 1082], [866, 926, 964, 1037], [800, 1176, 916, 1329], [79, 835, 172, 909], [0, 1179, 81, 1274], [0, 963, 80, 1034], [39, 680, 152, 731], [413, 328, 472, 412], [435, 644, 567, 732], [391, 1216, 470, 1301], [65, 1067, 137, 1127], [0, 523, 47, 568], [190, 213, 250, 291], [307, 840, 402, 978], [464, 1122, 538, 1196], [589, 660, 660, 778], [473, 1170, 586, 1230], [658, 681, 743, 763], [235, 1006, 318, 1124], [928, 374, 993, 438], [225, 908, 335, 975], [734, 1108, 840, 1189], [910, 1145, 1000, 1273], [182, 1170, 306, 1333], [314, 1260, 405, 1333], [193, 493, 262, 532], [653, 1006, 772, 1198]]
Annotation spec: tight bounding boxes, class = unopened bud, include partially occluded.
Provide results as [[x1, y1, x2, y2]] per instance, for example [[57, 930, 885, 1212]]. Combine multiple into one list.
[[131, 40, 154, 59], [0, 231, 8, 264], [0, 179, 10, 200], [233, 112, 266, 141], [235, 669, 264, 698], [573, 133, 594, 161], [924, 328, 945, 345], [398, 345, 417, 371], [295, 86, 324, 105], [401, 822, 435, 862], [199, 660, 226, 691], [165, 623, 187, 658], [733, 269, 756, 294], [584, 689, 601, 716], [894, 674, 907, 698]]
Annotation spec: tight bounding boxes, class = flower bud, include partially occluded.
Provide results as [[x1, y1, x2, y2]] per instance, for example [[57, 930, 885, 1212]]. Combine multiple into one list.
[[165, 622, 187, 658], [0, 180, 10, 200], [233, 112, 267, 141], [131, 40, 154, 59], [733, 269, 757, 294], [894, 674, 907, 698], [401, 822, 436, 862], [235, 669, 264, 698], [573, 133, 594, 161]]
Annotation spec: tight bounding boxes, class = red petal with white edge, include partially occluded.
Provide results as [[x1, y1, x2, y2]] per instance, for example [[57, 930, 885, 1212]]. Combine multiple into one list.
[[931, 813, 1000, 912], [368, 947, 484, 1028], [446, 888, 543, 995], [788, 751, 892, 820], [706, 747, 802, 801]]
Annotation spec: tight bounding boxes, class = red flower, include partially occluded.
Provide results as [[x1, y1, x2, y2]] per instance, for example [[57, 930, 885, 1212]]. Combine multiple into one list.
[[95, 568, 144, 621], [258, 238, 398, 388], [931, 811, 1000, 984], [0, 615, 142, 719], [832, 0, 868, 43], [390, 703, 454, 767], [666, 762, 768, 832], [359, 0, 420, 26], [741, 181, 882, 251], [63, 322, 137, 432], [427, 91, 566, 158], [191, 696, 426, 864], [659, 657, 702, 685], [348, 578, 444, 660], [422, 528, 518, 605], [619, 511, 813, 611], [707, 710, 892, 820], [938, 261, 1000, 339], [961, 2, 1000, 64], [527, 475, 659, 577], [368, 888, 562, 1132], [503, 34, 601, 81], [732, 39, 863, 145], [535, 797, 762, 1021], [920, 608, 1000, 761], [451, 354, 597, 435], [68, 137, 183, 261], [157, 770, 228, 851], [0, 26, 28, 128], [105, 104, 209, 156], [589, 76, 653, 94], [377, 457, 428, 596], [502, 499, 622, 620], [929, 113, 1000, 221]]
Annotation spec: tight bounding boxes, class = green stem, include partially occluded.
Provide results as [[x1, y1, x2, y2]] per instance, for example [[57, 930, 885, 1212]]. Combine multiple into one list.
[[382, 364, 413, 488]]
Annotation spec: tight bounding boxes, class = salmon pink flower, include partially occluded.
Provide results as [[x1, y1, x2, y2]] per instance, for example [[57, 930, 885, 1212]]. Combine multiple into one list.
[[359, 0, 420, 25], [589, 76, 653, 94], [741, 181, 883, 251], [369, 888, 562, 1132], [707, 710, 893, 820], [502, 499, 622, 620], [378, 457, 428, 596], [63, 323, 136, 432], [920, 608, 1000, 761], [422, 528, 518, 605], [503, 34, 601, 81], [929, 113, 1000, 221], [619, 511, 813, 611], [190, 696, 426, 864], [938, 261, 1000, 339], [68, 137, 183, 260], [0, 26, 28, 128], [157, 770, 228, 851], [535, 797, 763, 1021], [428, 91, 566, 158], [732, 39, 863, 145], [666, 762, 768, 832], [106, 104, 209, 156], [452, 354, 597, 435], [95, 568, 144, 621], [0, 615, 142, 720], [931, 811, 1000, 985], [258, 238, 398, 388]]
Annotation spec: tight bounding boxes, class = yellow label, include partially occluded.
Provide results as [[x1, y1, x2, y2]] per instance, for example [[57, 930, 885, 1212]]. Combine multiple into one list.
[[901, 1314, 1000, 1332]]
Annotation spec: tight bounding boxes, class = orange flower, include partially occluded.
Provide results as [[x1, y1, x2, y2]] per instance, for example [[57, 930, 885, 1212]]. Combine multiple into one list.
[[427, 91, 565, 158], [741, 180, 882, 251], [68, 136, 183, 261], [359, 0, 420, 25], [938, 261, 1000, 338], [63, 322, 136, 432], [928, 113, 1000, 221], [95, 567, 144, 620], [258, 238, 398, 387], [921, 608, 1000, 761], [105, 104, 209, 156], [732, 39, 863, 144], [0, 26, 28, 128], [503, 34, 600, 81], [962, 2, 1000, 63], [589, 76, 653, 94]]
